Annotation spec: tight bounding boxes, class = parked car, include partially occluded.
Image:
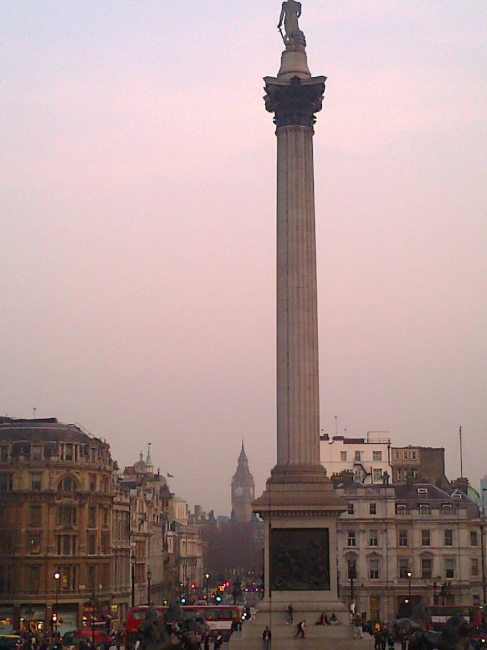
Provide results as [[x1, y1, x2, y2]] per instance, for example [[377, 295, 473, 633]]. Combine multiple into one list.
[[0, 636, 22, 650]]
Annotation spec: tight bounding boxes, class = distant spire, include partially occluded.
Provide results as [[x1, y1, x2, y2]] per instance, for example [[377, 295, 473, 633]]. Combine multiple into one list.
[[238, 440, 248, 465], [146, 442, 153, 467]]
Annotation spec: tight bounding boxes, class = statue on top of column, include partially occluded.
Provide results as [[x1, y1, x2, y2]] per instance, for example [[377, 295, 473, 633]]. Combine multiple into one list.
[[278, 0, 302, 38]]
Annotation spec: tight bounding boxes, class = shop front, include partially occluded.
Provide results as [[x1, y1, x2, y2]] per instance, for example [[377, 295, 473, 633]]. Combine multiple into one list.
[[0, 606, 14, 634], [20, 605, 46, 634]]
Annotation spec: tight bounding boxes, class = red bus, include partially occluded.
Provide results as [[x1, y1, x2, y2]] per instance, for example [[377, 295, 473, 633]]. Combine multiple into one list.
[[429, 605, 482, 630], [125, 605, 241, 643]]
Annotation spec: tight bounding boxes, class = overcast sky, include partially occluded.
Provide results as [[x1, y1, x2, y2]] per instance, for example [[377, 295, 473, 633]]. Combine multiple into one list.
[[1, 1, 486, 515]]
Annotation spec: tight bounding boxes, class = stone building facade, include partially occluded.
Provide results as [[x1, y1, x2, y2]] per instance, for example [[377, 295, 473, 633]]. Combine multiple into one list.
[[320, 433, 392, 484], [390, 446, 450, 489], [0, 417, 116, 635], [335, 478, 485, 623]]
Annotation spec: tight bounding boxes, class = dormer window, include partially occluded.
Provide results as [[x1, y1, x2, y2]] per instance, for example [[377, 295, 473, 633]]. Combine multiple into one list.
[[31, 445, 42, 461], [417, 488, 428, 494], [419, 503, 430, 515]]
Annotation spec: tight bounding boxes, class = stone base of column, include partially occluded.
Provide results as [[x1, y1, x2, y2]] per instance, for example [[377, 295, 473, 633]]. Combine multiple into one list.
[[253, 467, 347, 618]]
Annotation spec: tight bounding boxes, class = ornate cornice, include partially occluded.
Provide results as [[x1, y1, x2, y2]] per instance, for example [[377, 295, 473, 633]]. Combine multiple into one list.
[[264, 75, 326, 130]]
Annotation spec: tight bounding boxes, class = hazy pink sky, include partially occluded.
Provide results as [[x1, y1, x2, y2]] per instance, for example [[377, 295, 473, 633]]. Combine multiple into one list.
[[1, 1, 486, 515]]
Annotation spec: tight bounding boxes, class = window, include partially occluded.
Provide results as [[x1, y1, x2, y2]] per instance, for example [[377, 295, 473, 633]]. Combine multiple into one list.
[[0, 474, 13, 491], [347, 531, 356, 547], [471, 531, 478, 547], [421, 530, 431, 547], [88, 565, 96, 591], [340, 451, 347, 461], [411, 451, 417, 460], [373, 451, 382, 461], [58, 477, 76, 492], [88, 507, 96, 527], [31, 445, 42, 461], [89, 475, 97, 492], [397, 469, 404, 481], [28, 566, 40, 593], [373, 469, 382, 482], [471, 558, 479, 577], [370, 503, 377, 515], [421, 558, 432, 579], [347, 559, 357, 579], [445, 559, 455, 579], [444, 530, 453, 547], [354, 451, 361, 462], [403, 451, 409, 460], [102, 508, 109, 528], [396, 504, 407, 515], [57, 535, 76, 556], [399, 559, 410, 579], [28, 533, 42, 555], [60, 565, 77, 591], [369, 530, 378, 547], [419, 503, 430, 515], [65, 444, 74, 461], [101, 532, 110, 555], [31, 473, 42, 490], [0, 565, 12, 594], [88, 534, 96, 555], [30, 505, 42, 526], [57, 505, 77, 525], [347, 503, 354, 515], [369, 559, 379, 579], [0, 446, 8, 462], [399, 530, 408, 547], [394, 450, 400, 460]]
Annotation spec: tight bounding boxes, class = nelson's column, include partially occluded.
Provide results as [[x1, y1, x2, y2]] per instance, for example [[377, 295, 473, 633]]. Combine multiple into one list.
[[252, 0, 347, 617]]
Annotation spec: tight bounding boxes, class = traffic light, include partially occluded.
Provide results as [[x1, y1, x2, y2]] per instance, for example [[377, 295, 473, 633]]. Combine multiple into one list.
[[215, 595, 222, 603]]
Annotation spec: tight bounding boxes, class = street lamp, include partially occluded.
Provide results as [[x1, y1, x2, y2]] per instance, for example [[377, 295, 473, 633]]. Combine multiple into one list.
[[147, 568, 152, 606], [205, 573, 210, 600], [131, 554, 136, 607], [89, 591, 97, 648], [54, 571, 60, 638], [348, 563, 357, 608], [407, 571, 412, 615], [439, 582, 449, 606]]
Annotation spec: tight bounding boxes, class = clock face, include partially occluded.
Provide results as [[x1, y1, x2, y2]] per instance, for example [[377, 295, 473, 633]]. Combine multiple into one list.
[[235, 486, 244, 496]]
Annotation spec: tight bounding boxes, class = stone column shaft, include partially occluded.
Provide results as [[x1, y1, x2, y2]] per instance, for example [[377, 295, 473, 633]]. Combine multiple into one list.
[[276, 124, 320, 466]]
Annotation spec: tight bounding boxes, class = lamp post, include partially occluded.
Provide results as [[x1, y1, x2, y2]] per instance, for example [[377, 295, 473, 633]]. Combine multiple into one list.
[[147, 568, 152, 606], [406, 571, 412, 616], [348, 563, 356, 608], [131, 554, 136, 607], [205, 573, 210, 600], [54, 571, 60, 638], [89, 591, 97, 648], [439, 582, 448, 606]]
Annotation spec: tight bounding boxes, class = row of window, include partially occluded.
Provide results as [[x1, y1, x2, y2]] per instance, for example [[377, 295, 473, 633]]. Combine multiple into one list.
[[27, 533, 111, 556], [0, 563, 110, 595], [28, 504, 109, 527], [394, 449, 418, 461], [346, 529, 478, 547], [340, 450, 384, 462], [0, 443, 106, 464], [347, 556, 478, 581], [0, 473, 110, 492]]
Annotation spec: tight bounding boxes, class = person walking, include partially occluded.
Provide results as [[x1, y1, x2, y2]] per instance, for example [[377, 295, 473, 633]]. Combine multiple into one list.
[[287, 604, 294, 625], [262, 626, 272, 649], [353, 613, 363, 639], [293, 621, 306, 639]]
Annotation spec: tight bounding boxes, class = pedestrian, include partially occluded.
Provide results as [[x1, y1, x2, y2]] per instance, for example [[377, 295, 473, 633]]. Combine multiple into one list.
[[287, 604, 294, 625], [293, 620, 306, 639], [374, 628, 382, 650], [387, 631, 395, 649], [262, 626, 272, 649], [353, 613, 363, 639]]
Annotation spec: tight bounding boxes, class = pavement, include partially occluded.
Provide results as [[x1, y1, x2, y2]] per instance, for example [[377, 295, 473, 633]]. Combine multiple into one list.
[[229, 618, 376, 650]]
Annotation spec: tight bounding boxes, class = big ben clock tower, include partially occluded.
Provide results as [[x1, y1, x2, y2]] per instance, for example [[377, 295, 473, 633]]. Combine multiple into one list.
[[231, 442, 255, 522]]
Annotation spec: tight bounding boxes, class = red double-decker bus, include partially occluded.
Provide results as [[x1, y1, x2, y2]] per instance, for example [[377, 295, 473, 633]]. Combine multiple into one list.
[[125, 605, 241, 643], [429, 605, 482, 630]]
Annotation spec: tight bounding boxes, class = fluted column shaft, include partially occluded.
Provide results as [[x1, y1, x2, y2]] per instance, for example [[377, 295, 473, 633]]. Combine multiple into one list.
[[276, 124, 320, 466]]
